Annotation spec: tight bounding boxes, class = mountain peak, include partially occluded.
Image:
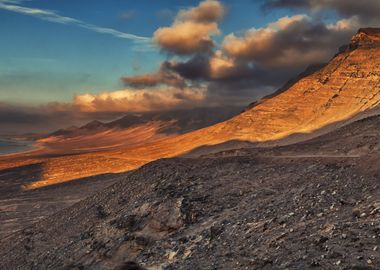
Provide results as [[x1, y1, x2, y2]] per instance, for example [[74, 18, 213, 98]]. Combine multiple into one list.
[[81, 120, 104, 130], [351, 27, 380, 45]]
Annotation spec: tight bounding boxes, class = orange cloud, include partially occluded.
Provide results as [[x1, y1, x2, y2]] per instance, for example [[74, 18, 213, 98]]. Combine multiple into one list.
[[74, 88, 207, 113], [209, 50, 236, 79], [153, 0, 224, 54]]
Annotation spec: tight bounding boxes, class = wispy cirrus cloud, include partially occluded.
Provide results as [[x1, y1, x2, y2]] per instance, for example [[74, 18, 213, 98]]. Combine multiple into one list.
[[0, 0, 150, 43]]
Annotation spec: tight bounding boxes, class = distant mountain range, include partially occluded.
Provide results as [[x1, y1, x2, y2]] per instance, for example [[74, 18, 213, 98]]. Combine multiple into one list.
[[49, 106, 243, 139], [38, 106, 243, 154]]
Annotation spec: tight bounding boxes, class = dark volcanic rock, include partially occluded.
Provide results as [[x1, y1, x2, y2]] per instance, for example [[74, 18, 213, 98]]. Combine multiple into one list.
[[0, 150, 379, 269]]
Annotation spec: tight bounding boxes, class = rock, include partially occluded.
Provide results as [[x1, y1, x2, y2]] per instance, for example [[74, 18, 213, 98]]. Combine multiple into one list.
[[96, 205, 108, 219], [352, 208, 361, 218], [114, 261, 145, 270]]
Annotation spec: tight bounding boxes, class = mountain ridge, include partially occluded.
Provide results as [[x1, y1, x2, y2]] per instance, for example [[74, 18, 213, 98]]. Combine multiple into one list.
[[107, 27, 380, 160], [46, 106, 244, 139]]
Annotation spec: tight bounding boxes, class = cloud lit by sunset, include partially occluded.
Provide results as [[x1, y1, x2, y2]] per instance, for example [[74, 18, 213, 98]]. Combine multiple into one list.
[[1, 0, 380, 133]]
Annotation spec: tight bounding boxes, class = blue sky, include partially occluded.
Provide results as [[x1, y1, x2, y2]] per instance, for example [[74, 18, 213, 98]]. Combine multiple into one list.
[[0, 0, 290, 105], [1, 0, 374, 133]]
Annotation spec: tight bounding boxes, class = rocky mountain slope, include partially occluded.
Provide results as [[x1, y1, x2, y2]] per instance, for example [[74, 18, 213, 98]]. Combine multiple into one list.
[[79, 27, 380, 161], [159, 28, 380, 146], [59, 27, 380, 170], [1, 28, 379, 191], [0, 112, 379, 270]]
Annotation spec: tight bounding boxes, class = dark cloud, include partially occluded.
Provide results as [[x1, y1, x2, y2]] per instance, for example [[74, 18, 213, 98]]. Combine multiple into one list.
[[222, 15, 356, 68], [263, 0, 380, 24], [164, 53, 292, 85], [121, 67, 186, 88], [156, 14, 356, 99], [140, 3, 362, 104], [159, 52, 301, 105], [163, 54, 211, 81]]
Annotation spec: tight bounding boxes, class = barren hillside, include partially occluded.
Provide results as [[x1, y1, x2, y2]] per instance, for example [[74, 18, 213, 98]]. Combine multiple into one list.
[[0, 112, 379, 269]]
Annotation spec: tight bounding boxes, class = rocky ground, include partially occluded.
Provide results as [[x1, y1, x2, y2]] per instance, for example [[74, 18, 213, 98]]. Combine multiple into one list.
[[0, 116, 379, 269], [0, 166, 127, 239]]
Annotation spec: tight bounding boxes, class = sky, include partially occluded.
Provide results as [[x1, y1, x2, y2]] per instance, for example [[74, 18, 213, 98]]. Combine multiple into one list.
[[0, 0, 379, 133]]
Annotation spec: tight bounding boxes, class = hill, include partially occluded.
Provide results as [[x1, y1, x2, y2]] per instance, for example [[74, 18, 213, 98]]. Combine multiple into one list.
[[38, 107, 242, 155], [1, 109, 379, 269]]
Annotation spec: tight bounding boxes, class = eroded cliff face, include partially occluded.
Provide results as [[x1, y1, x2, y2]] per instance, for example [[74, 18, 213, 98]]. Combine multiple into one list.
[[213, 28, 380, 142]]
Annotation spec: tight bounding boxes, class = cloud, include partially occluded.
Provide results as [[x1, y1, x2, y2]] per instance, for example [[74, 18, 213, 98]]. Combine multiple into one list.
[[147, 12, 360, 103], [0, 102, 81, 134], [121, 66, 186, 88], [3, 0, 372, 135], [0, 1, 150, 42], [0, 86, 208, 134], [153, 0, 224, 54], [263, 0, 380, 25], [144, 1, 361, 104], [176, 0, 225, 23], [163, 54, 211, 81], [73, 87, 207, 113], [209, 50, 236, 79], [222, 15, 357, 68]]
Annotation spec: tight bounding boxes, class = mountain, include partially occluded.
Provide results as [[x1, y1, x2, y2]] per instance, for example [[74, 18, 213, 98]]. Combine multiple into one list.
[[198, 28, 380, 143], [93, 27, 380, 162], [38, 106, 243, 154], [1, 105, 379, 269], [48, 107, 244, 138]]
